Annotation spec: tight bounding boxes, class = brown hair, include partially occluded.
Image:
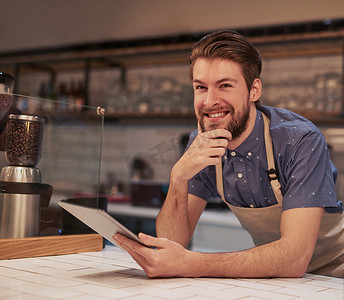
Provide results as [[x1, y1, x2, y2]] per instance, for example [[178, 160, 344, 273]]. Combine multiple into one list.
[[189, 30, 262, 95]]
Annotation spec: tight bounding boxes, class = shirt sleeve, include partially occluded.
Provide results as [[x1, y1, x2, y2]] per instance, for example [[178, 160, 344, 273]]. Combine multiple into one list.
[[188, 171, 216, 202], [282, 130, 340, 211]]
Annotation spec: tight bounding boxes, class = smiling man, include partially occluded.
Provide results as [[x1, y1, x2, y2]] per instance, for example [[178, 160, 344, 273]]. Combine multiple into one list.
[[193, 58, 256, 144], [114, 30, 344, 279]]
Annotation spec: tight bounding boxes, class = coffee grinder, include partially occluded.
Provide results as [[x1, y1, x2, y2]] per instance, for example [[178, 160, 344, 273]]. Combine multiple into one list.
[[0, 113, 52, 238], [0, 72, 14, 121]]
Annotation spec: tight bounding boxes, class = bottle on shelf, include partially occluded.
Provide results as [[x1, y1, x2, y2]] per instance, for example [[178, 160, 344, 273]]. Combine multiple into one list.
[[56, 82, 68, 112], [68, 80, 77, 112], [75, 81, 85, 111], [38, 82, 47, 113], [42, 81, 55, 112]]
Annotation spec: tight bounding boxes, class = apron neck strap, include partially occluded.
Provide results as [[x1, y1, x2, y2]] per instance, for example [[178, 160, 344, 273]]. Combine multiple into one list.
[[262, 112, 283, 203]]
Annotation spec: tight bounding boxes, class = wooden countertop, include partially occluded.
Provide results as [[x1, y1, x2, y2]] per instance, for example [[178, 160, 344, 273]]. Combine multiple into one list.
[[0, 246, 343, 299]]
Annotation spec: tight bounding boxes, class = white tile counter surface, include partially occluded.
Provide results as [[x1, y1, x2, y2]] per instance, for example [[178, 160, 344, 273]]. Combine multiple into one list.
[[0, 246, 343, 300]]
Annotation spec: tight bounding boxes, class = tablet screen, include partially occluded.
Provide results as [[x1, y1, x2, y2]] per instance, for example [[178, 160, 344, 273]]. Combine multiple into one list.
[[58, 200, 148, 248]]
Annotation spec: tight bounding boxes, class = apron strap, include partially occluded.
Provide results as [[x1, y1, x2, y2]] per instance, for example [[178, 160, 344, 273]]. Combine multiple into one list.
[[215, 159, 225, 201], [262, 113, 283, 204], [215, 111, 283, 205]]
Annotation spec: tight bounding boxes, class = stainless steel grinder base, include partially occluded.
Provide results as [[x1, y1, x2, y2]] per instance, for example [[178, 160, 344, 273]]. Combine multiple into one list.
[[0, 166, 41, 238]]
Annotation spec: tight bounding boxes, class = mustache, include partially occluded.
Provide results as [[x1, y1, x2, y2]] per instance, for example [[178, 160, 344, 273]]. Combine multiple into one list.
[[199, 105, 235, 115]]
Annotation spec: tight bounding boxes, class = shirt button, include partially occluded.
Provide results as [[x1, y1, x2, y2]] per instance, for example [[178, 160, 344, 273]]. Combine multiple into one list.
[[250, 204, 255, 208], [237, 173, 243, 178], [248, 152, 252, 156], [231, 151, 236, 157]]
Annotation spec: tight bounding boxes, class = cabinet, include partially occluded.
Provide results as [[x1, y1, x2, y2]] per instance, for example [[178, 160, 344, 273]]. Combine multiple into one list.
[[0, 19, 344, 124]]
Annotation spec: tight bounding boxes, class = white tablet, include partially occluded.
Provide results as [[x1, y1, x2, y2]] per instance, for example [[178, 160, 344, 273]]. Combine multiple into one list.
[[58, 200, 148, 248]]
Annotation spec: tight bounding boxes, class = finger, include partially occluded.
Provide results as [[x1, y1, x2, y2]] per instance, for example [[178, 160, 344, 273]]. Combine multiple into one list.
[[113, 234, 143, 252], [113, 234, 137, 254], [208, 157, 222, 166], [138, 233, 170, 249], [113, 236, 150, 271], [208, 138, 229, 149], [207, 129, 232, 141], [114, 234, 156, 254], [113, 234, 152, 262], [187, 139, 226, 161], [209, 148, 226, 158], [113, 234, 135, 251], [197, 122, 202, 135], [196, 145, 226, 157]]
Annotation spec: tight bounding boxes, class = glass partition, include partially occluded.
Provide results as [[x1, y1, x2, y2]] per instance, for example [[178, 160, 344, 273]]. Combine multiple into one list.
[[0, 92, 104, 238]]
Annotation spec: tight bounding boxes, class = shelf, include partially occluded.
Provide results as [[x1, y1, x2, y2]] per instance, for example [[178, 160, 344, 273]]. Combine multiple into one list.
[[105, 112, 195, 118], [104, 112, 196, 125], [103, 111, 344, 125], [295, 111, 344, 125], [37, 109, 344, 125], [1, 23, 344, 71], [0, 19, 343, 125], [257, 37, 343, 59]]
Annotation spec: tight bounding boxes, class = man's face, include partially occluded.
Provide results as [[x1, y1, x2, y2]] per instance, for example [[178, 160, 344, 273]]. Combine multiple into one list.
[[192, 58, 252, 139]]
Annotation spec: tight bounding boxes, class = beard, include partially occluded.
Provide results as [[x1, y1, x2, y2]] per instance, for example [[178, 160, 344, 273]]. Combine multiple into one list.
[[198, 99, 251, 140]]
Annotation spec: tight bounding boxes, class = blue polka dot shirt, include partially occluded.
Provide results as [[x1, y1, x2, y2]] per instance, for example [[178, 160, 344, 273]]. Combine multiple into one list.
[[188, 106, 343, 212]]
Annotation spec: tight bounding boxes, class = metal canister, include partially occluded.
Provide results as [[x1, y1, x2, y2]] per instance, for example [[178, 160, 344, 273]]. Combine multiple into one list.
[[0, 166, 42, 238]]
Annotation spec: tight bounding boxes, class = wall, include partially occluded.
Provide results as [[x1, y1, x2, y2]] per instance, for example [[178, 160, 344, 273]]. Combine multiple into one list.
[[3, 0, 344, 201], [37, 118, 195, 196], [101, 123, 196, 188], [1, 0, 344, 52]]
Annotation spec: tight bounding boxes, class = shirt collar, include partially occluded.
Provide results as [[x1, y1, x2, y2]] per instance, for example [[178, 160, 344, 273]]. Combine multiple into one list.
[[229, 110, 264, 160]]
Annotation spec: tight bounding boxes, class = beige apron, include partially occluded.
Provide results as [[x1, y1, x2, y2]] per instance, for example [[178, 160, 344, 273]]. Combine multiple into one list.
[[215, 113, 344, 278]]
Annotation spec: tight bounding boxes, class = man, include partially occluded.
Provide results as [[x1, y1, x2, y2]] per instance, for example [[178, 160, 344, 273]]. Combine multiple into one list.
[[114, 30, 344, 278]]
